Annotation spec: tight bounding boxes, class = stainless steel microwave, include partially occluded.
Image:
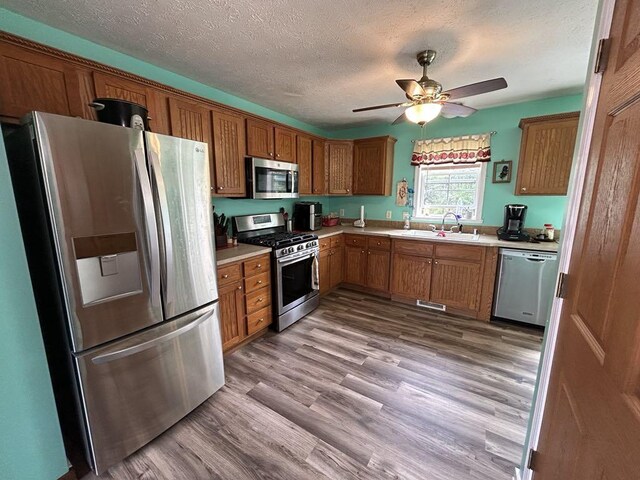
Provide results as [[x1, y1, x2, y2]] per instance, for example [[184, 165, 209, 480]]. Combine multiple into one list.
[[246, 157, 299, 199]]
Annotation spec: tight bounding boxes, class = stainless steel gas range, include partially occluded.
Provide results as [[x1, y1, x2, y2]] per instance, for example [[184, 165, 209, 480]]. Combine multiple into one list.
[[233, 213, 320, 331]]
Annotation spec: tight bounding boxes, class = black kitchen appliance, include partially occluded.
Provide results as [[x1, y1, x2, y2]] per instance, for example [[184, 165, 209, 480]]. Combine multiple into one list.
[[90, 98, 150, 130], [294, 201, 322, 231], [497, 204, 530, 241]]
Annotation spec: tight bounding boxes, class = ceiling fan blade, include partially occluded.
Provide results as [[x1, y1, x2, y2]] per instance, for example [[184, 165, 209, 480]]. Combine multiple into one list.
[[396, 79, 426, 99], [392, 112, 407, 125], [443, 77, 507, 100], [353, 102, 405, 113], [441, 102, 477, 118]]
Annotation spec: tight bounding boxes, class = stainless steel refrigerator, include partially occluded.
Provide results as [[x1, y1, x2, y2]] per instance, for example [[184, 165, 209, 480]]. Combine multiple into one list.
[[6, 112, 224, 474]]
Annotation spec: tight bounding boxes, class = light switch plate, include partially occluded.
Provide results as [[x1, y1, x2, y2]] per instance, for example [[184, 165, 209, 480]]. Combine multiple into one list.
[[385, 210, 392, 219], [339, 209, 345, 216]]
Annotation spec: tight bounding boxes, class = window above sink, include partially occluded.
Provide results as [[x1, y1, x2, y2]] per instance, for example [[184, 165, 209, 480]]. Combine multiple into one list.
[[413, 163, 487, 223]]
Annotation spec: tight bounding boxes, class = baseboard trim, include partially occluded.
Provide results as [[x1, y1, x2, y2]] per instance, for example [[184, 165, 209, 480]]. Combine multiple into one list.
[[514, 466, 522, 480], [58, 468, 77, 480]]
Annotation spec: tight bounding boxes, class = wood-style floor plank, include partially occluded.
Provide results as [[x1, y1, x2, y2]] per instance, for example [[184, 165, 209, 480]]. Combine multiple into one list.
[[83, 287, 542, 480]]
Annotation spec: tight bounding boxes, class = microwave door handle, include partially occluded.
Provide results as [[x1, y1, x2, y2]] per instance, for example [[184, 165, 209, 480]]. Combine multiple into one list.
[[148, 149, 176, 310], [133, 148, 161, 308], [286, 170, 292, 192]]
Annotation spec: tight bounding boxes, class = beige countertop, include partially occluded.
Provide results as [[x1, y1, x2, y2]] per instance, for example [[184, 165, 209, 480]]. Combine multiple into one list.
[[315, 224, 559, 253], [215, 244, 271, 266]]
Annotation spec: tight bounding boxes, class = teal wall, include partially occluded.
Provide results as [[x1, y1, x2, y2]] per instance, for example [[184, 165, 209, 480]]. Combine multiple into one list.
[[325, 94, 583, 229], [0, 134, 69, 480]]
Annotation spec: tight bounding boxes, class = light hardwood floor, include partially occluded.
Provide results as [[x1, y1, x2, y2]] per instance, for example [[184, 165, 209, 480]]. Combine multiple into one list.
[[85, 288, 542, 480]]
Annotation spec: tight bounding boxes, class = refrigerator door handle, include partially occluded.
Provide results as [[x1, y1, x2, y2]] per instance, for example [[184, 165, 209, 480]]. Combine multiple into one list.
[[91, 307, 215, 365], [148, 149, 176, 310], [133, 148, 161, 308]]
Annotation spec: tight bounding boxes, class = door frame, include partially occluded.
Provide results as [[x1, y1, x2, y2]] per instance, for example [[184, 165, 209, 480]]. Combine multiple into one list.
[[519, 0, 616, 478]]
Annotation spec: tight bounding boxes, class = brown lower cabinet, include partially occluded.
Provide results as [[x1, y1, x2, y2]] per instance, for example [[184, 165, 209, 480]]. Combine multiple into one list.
[[390, 253, 432, 300], [343, 235, 391, 291], [217, 254, 272, 353], [319, 234, 344, 295], [429, 259, 482, 311], [342, 237, 497, 321]]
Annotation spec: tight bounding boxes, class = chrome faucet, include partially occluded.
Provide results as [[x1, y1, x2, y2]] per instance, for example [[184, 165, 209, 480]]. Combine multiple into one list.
[[441, 211, 461, 232]]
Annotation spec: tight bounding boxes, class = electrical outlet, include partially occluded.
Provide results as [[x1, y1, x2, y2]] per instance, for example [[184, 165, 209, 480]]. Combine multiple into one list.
[[339, 209, 345, 217], [385, 210, 392, 219], [402, 212, 410, 220]]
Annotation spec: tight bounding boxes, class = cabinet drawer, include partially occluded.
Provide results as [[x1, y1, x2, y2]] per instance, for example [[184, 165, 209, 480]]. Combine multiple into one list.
[[434, 244, 483, 262], [393, 239, 433, 257], [244, 271, 270, 293], [247, 306, 272, 335], [217, 262, 242, 286], [330, 235, 344, 248], [368, 236, 391, 251], [345, 234, 367, 248], [243, 254, 271, 277], [245, 286, 271, 314], [319, 237, 332, 251]]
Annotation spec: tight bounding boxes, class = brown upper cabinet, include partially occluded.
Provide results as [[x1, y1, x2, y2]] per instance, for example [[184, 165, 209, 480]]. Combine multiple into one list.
[[297, 134, 313, 195], [94, 72, 170, 134], [353, 136, 396, 196], [0, 43, 83, 121], [312, 139, 326, 195], [246, 118, 296, 162], [515, 111, 580, 196], [211, 108, 246, 196], [326, 140, 354, 195], [168, 96, 212, 145]]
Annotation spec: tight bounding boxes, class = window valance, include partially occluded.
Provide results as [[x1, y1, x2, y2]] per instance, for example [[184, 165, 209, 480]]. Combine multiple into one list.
[[411, 132, 491, 166]]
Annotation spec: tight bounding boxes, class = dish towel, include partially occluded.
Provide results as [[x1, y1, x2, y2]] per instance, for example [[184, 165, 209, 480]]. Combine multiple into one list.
[[312, 254, 320, 291]]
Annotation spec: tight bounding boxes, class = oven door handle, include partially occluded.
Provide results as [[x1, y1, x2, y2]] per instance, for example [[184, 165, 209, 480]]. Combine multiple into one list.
[[277, 251, 317, 266]]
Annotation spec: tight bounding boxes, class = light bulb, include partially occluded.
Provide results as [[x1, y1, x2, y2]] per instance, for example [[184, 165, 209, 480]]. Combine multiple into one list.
[[405, 103, 442, 124]]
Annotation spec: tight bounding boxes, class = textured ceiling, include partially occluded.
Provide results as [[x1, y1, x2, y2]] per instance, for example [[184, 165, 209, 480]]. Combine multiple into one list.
[[2, 0, 598, 129]]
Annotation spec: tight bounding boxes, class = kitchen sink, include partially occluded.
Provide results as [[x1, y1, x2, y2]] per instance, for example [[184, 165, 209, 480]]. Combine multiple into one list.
[[395, 230, 481, 242]]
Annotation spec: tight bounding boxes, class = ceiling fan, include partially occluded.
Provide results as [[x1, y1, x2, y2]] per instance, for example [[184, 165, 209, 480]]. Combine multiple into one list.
[[353, 50, 507, 125]]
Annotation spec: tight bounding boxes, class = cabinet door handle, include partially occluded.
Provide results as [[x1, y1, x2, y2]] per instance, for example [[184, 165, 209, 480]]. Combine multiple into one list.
[[521, 187, 527, 191], [237, 286, 242, 290], [346, 188, 350, 193], [257, 318, 264, 323], [361, 250, 365, 254], [428, 260, 432, 264], [257, 297, 264, 302], [368, 251, 371, 255], [257, 264, 262, 268], [269, 152, 274, 157], [276, 153, 280, 158], [257, 280, 263, 285], [218, 186, 224, 190], [223, 274, 229, 279], [434, 261, 438, 265]]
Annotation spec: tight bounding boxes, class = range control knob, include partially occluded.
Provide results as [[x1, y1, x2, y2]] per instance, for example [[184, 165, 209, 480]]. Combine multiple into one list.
[[297, 244, 305, 251], [306, 241, 316, 248]]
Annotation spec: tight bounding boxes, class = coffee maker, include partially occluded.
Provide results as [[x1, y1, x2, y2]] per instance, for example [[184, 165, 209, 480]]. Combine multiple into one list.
[[497, 204, 530, 241]]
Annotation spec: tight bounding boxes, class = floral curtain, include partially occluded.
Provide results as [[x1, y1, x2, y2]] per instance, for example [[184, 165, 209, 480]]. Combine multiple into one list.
[[411, 132, 491, 165]]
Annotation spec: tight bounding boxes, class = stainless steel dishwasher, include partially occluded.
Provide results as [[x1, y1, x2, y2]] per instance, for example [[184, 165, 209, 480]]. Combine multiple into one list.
[[493, 248, 559, 326]]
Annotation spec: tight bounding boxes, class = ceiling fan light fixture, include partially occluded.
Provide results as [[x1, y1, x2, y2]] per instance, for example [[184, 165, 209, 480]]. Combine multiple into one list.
[[405, 102, 442, 124]]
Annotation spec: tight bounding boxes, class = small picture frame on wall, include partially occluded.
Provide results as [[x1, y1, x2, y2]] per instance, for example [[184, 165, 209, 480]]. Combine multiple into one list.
[[492, 160, 512, 183]]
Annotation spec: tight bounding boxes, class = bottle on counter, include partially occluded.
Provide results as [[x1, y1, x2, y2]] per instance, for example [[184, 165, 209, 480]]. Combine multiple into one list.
[[544, 224, 555, 241]]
